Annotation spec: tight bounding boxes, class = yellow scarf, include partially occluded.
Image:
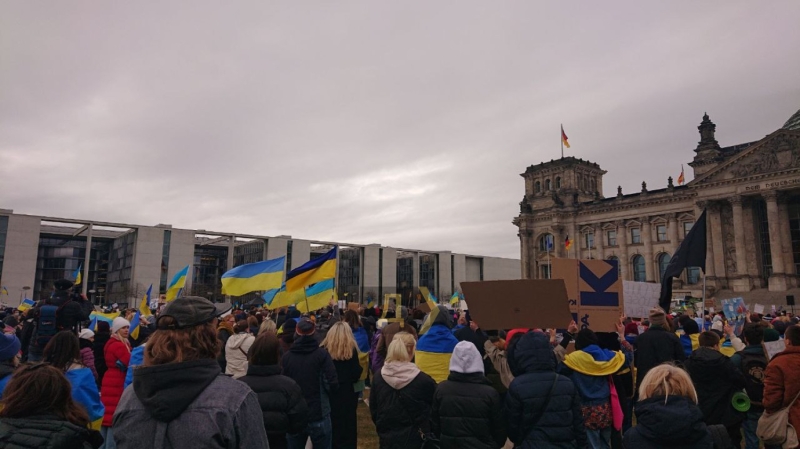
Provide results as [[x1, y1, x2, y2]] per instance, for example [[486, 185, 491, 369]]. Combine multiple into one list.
[[564, 350, 625, 376]]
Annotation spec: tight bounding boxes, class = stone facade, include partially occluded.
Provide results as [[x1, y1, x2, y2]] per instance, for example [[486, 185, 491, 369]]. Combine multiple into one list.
[[514, 110, 800, 299]]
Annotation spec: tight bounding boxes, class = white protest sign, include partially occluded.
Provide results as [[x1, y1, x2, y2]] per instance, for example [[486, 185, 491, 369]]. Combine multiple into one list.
[[623, 281, 660, 318], [460, 300, 468, 310], [763, 339, 786, 360], [753, 303, 765, 315]]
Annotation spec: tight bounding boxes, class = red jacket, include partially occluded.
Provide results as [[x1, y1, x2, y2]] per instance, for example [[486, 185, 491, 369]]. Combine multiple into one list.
[[100, 336, 131, 427], [763, 345, 800, 441]]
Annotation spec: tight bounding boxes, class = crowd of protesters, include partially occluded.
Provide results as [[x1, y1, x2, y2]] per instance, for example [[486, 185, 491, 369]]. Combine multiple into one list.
[[0, 278, 799, 449]]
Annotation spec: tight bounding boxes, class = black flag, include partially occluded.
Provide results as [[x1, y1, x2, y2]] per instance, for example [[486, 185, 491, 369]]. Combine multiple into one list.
[[658, 209, 707, 312]]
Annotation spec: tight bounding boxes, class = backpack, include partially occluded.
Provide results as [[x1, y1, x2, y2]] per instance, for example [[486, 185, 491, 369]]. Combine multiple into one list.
[[737, 350, 768, 405], [34, 299, 71, 349]]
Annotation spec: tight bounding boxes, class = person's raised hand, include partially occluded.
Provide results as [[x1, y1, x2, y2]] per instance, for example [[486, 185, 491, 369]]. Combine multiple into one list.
[[615, 321, 624, 335], [724, 323, 735, 336]]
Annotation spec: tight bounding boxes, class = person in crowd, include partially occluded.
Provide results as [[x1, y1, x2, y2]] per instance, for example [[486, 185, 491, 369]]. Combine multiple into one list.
[[504, 331, 586, 448], [730, 323, 770, 449], [79, 329, 98, 380], [0, 332, 21, 395], [684, 330, 746, 447], [247, 315, 260, 336], [225, 320, 255, 379], [123, 341, 146, 389], [92, 321, 111, 387], [635, 307, 685, 395], [370, 332, 437, 449], [216, 310, 235, 371], [0, 363, 103, 448], [239, 332, 308, 449], [99, 316, 131, 448], [259, 317, 277, 336], [26, 279, 92, 362], [624, 364, 714, 449], [484, 335, 515, 390], [623, 321, 640, 347], [376, 306, 418, 361], [763, 325, 800, 446], [559, 328, 627, 449], [280, 318, 297, 353], [113, 296, 268, 448], [343, 309, 370, 393], [680, 318, 701, 357], [282, 318, 339, 449], [416, 305, 460, 383], [369, 318, 388, 374], [596, 325, 636, 445], [431, 340, 506, 448], [451, 313, 468, 334], [320, 321, 363, 449]]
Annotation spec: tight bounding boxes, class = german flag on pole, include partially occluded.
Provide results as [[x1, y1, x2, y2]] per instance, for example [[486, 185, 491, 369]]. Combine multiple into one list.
[[565, 235, 572, 251], [677, 165, 685, 185], [561, 125, 570, 148]]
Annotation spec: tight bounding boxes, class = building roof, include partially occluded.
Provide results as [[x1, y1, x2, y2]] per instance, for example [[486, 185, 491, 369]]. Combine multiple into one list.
[[783, 108, 800, 131], [523, 156, 605, 175]]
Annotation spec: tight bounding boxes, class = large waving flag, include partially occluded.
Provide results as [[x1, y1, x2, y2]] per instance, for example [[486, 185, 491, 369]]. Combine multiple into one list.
[[166, 265, 189, 301], [89, 311, 120, 331], [73, 264, 83, 286], [561, 124, 570, 149], [66, 367, 104, 430], [130, 284, 153, 340], [285, 247, 337, 292], [296, 278, 335, 313], [221, 256, 285, 296], [263, 284, 305, 310], [17, 298, 35, 312]]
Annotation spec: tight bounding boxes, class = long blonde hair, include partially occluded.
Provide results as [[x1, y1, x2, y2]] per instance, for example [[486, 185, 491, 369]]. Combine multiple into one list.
[[320, 322, 357, 361], [638, 364, 698, 404], [259, 319, 277, 336], [385, 332, 416, 364]]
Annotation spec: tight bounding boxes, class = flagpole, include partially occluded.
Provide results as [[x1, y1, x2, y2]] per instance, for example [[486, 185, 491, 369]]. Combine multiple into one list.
[[561, 124, 564, 159], [547, 247, 551, 279]]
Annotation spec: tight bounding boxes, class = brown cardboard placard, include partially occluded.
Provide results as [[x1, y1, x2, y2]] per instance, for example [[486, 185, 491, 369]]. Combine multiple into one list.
[[347, 302, 360, 312], [552, 258, 624, 332], [461, 279, 573, 330]]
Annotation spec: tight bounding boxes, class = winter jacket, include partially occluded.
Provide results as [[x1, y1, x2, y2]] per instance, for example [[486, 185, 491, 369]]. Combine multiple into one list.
[[0, 415, 103, 449], [92, 332, 110, 385], [762, 345, 800, 436], [113, 358, 269, 449], [224, 332, 254, 379], [623, 396, 713, 449], [100, 335, 131, 427], [281, 334, 339, 422], [416, 309, 459, 383], [330, 348, 364, 449], [684, 347, 747, 427], [432, 371, 506, 448], [79, 339, 97, 380], [484, 340, 515, 389], [238, 364, 309, 449], [124, 344, 145, 389], [26, 294, 91, 357], [377, 321, 418, 359], [370, 362, 437, 449], [634, 325, 686, 391], [216, 323, 233, 371], [505, 332, 586, 449], [369, 329, 385, 374]]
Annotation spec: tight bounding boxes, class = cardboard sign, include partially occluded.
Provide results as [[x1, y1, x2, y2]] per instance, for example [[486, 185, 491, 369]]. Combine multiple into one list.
[[552, 258, 624, 332], [722, 297, 748, 336], [623, 281, 660, 319], [460, 279, 572, 330], [347, 302, 360, 312], [763, 339, 786, 360]]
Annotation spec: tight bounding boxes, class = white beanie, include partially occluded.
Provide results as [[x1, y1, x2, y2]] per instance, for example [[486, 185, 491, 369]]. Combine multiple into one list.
[[449, 341, 484, 374], [78, 329, 95, 340], [376, 319, 388, 330], [711, 320, 724, 333], [111, 317, 131, 334]]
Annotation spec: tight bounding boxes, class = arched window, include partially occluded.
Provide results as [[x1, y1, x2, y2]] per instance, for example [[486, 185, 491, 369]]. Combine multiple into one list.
[[658, 253, 671, 281], [607, 256, 621, 276], [539, 234, 554, 251], [556, 177, 561, 189], [545, 179, 551, 191], [632, 255, 646, 282], [686, 267, 700, 284], [535, 181, 541, 193]]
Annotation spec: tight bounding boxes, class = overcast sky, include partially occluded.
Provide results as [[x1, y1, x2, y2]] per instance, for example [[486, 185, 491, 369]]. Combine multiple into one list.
[[2, 2, 799, 259]]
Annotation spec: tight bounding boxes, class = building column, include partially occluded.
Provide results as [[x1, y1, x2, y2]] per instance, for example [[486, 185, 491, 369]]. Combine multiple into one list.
[[641, 216, 655, 282], [595, 224, 605, 260], [708, 203, 727, 288], [729, 196, 753, 292], [552, 225, 564, 259], [616, 220, 629, 281], [667, 213, 679, 255], [764, 191, 788, 291], [778, 199, 798, 287], [519, 231, 530, 279]]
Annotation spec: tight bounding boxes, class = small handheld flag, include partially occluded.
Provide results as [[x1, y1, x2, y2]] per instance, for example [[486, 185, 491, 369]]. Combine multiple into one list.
[[450, 292, 460, 307], [561, 125, 570, 149], [73, 264, 83, 286], [18, 298, 35, 312], [677, 165, 685, 186], [1, 286, 8, 296], [166, 265, 189, 301]]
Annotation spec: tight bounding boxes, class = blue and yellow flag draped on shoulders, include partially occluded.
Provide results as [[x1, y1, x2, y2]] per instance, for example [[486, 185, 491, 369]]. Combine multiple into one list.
[[89, 311, 120, 331], [221, 256, 285, 296], [415, 306, 459, 383], [285, 247, 337, 292], [66, 366, 104, 430], [166, 265, 189, 301]]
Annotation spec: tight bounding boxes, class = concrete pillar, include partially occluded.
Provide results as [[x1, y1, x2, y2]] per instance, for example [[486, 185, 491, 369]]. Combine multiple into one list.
[[290, 240, 311, 270], [82, 225, 93, 296], [778, 199, 798, 286], [382, 248, 397, 295], [695, 202, 716, 287], [595, 224, 605, 260], [363, 245, 380, 296], [616, 220, 629, 281], [764, 191, 787, 291], [641, 216, 655, 282], [708, 203, 727, 288], [452, 254, 467, 291], [167, 229, 195, 293], [0, 214, 41, 304], [729, 196, 753, 292], [667, 214, 679, 255], [438, 251, 452, 297], [552, 226, 564, 259], [412, 252, 420, 293], [519, 230, 530, 279]]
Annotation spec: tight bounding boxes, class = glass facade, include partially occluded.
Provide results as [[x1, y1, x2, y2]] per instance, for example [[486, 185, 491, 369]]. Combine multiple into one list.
[[192, 246, 228, 302], [0, 215, 8, 287], [754, 199, 772, 279], [419, 254, 436, 294], [35, 234, 111, 303], [584, 232, 594, 249], [159, 230, 171, 294], [233, 240, 265, 266], [683, 221, 694, 237], [632, 255, 646, 282], [107, 232, 136, 304], [657, 225, 667, 241], [338, 247, 360, 299], [790, 198, 800, 275], [686, 267, 700, 285], [396, 256, 414, 306]]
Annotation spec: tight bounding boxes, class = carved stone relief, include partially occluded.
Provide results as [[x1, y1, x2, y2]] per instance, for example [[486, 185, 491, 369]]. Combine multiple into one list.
[[720, 204, 737, 274], [725, 133, 800, 179]]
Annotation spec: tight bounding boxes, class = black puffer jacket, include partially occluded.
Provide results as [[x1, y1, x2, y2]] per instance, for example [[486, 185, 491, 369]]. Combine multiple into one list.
[[505, 332, 586, 449], [281, 335, 338, 422], [635, 326, 685, 391], [684, 347, 747, 427], [370, 367, 437, 449], [623, 396, 713, 449], [432, 371, 506, 449], [238, 364, 309, 449], [0, 415, 103, 449], [92, 331, 110, 386]]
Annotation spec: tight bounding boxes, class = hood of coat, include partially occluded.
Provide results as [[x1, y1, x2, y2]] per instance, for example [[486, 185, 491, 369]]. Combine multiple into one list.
[[449, 341, 483, 374], [685, 347, 728, 382], [133, 359, 221, 422], [509, 331, 556, 377], [381, 361, 420, 390], [289, 335, 319, 354], [431, 305, 453, 329], [227, 333, 253, 350], [634, 395, 711, 445]]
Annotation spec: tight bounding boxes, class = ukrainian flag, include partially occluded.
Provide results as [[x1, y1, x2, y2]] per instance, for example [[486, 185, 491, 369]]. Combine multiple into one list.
[[66, 367, 104, 430], [1, 286, 8, 296], [221, 256, 285, 297], [415, 309, 459, 383], [166, 265, 189, 301], [353, 326, 370, 381], [130, 285, 153, 340], [366, 296, 375, 308], [17, 298, 35, 312], [73, 264, 82, 286], [263, 284, 305, 310], [450, 292, 460, 307], [89, 311, 119, 331], [285, 247, 337, 292], [419, 286, 438, 308], [297, 278, 335, 313]]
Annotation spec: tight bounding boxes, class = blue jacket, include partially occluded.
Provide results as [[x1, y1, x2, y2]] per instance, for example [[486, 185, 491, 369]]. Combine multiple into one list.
[[124, 344, 146, 389]]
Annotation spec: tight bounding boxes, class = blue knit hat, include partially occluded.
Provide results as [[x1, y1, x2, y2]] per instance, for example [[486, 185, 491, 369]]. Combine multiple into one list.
[[0, 333, 21, 361]]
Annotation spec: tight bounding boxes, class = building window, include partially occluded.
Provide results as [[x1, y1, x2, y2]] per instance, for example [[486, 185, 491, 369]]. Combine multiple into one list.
[[539, 234, 554, 252], [535, 181, 541, 193], [683, 221, 693, 237], [658, 253, 671, 281], [555, 177, 561, 189], [632, 255, 646, 282], [607, 256, 621, 277], [607, 230, 617, 246], [545, 179, 551, 191], [541, 264, 551, 279], [159, 230, 171, 294], [686, 267, 700, 285], [656, 225, 667, 242], [584, 232, 594, 249], [631, 228, 641, 244]]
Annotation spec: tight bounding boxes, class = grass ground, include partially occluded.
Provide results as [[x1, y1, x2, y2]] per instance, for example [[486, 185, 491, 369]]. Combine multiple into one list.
[[356, 390, 379, 448]]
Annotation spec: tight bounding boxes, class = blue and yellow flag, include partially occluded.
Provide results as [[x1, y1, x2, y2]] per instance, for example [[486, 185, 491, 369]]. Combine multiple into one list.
[[73, 264, 83, 286], [419, 286, 438, 309], [1, 286, 8, 296], [130, 285, 153, 340], [166, 265, 189, 301], [297, 278, 335, 313], [17, 298, 35, 312], [416, 316, 459, 383], [366, 296, 376, 308], [286, 247, 337, 292], [221, 256, 284, 297], [263, 284, 305, 310], [89, 311, 119, 331], [450, 292, 460, 307], [65, 367, 104, 430]]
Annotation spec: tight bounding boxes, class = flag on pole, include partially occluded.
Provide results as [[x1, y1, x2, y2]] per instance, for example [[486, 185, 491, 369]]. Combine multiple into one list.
[[677, 165, 685, 185], [546, 235, 554, 252], [561, 125, 570, 148], [285, 247, 337, 292], [130, 285, 153, 340], [658, 209, 707, 312], [565, 235, 572, 251], [0, 286, 8, 296], [449, 292, 460, 307], [89, 311, 120, 331], [73, 264, 83, 286], [17, 298, 35, 312], [366, 296, 376, 308], [166, 265, 189, 301], [296, 278, 336, 313], [221, 256, 285, 296]]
